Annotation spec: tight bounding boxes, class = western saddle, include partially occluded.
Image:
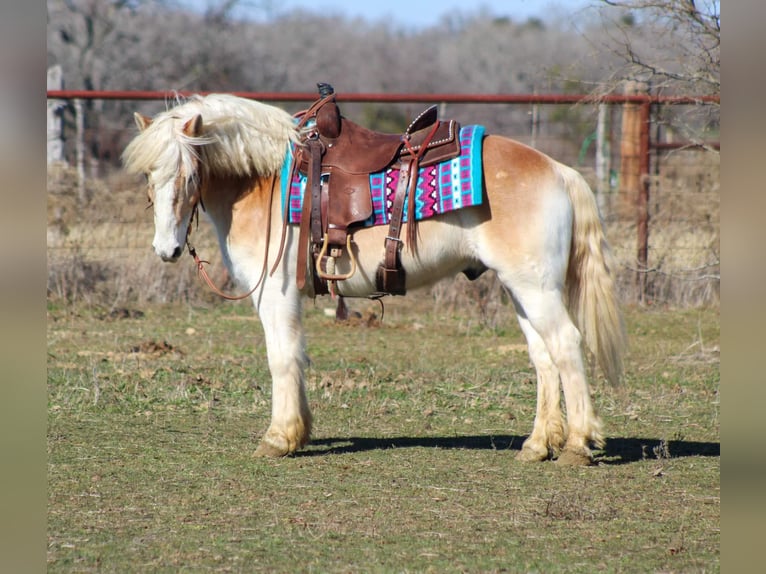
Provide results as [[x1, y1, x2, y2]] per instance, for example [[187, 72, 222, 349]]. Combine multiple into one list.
[[290, 83, 462, 297]]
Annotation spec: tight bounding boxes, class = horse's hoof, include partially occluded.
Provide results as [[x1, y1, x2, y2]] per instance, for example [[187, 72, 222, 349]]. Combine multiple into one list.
[[555, 448, 594, 466], [516, 444, 550, 462], [254, 440, 291, 458]]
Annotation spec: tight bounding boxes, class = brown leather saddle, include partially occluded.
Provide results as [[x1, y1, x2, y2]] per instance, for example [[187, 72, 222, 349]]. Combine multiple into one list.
[[291, 84, 462, 296]]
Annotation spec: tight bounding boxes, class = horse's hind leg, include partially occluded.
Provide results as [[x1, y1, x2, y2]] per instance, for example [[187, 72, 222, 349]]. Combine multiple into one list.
[[514, 314, 566, 462], [508, 287, 602, 466]]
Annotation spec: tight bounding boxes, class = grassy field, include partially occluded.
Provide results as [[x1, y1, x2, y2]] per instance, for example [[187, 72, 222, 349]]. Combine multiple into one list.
[[47, 295, 719, 573]]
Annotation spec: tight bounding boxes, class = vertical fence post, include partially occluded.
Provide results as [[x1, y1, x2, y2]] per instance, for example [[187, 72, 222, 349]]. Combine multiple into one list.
[[619, 82, 641, 213], [619, 81, 650, 302], [47, 66, 65, 165], [595, 103, 611, 211], [74, 98, 87, 204], [636, 98, 651, 303]]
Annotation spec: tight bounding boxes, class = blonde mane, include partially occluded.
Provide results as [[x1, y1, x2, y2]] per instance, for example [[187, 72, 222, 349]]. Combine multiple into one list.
[[122, 93, 300, 182]]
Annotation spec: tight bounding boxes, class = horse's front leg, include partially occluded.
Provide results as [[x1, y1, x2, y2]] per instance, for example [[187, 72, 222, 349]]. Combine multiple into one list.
[[253, 284, 312, 457]]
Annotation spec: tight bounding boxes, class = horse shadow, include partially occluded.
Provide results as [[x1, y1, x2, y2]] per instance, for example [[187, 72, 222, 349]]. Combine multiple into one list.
[[300, 434, 719, 464]]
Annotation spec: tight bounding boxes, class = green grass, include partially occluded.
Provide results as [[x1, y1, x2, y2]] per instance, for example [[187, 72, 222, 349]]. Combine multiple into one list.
[[48, 297, 719, 572]]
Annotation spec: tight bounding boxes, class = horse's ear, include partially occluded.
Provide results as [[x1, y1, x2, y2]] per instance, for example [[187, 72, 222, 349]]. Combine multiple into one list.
[[182, 114, 203, 137], [134, 112, 152, 131]]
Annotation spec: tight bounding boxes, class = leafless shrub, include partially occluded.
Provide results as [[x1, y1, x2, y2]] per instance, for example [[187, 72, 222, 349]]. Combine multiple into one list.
[[653, 438, 671, 460], [430, 272, 512, 330], [47, 245, 112, 304]]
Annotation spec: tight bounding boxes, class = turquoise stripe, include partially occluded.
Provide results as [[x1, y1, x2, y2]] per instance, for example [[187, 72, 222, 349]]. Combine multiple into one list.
[[468, 125, 485, 205], [280, 144, 294, 218]]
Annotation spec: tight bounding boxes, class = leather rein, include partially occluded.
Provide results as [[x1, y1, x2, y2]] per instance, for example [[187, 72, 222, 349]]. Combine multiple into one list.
[[184, 175, 278, 301], [181, 96, 335, 302]]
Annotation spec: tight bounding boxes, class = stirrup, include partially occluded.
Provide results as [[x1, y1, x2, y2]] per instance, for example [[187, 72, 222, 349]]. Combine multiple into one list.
[[316, 233, 357, 281]]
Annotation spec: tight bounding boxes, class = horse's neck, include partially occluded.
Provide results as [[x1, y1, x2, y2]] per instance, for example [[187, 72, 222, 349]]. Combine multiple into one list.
[[202, 173, 281, 255]]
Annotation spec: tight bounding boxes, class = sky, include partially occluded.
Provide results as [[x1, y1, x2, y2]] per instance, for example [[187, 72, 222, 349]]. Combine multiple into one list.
[[177, 0, 595, 29]]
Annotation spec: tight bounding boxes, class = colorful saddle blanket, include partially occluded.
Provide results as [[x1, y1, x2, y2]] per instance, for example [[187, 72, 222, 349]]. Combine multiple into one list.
[[281, 124, 485, 225]]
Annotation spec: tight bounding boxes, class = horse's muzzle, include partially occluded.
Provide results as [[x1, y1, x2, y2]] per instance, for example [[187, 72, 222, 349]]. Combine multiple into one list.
[[155, 244, 183, 262]]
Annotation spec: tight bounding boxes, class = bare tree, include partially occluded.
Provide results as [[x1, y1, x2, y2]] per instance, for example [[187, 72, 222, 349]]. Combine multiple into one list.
[[46, 1, 652, 167], [593, 0, 720, 94]]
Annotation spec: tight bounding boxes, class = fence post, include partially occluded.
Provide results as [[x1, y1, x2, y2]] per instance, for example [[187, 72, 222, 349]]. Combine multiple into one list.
[[619, 82, 641, 212], [619, 81, 650, 302], [47, 66, 65, 164], [636, 97, 651, 303], [74, 98, 87, 204], [595, 103, 611, 210]]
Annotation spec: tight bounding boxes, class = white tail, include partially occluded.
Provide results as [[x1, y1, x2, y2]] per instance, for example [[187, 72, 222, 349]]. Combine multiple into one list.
[[562, 164, 627, 386]]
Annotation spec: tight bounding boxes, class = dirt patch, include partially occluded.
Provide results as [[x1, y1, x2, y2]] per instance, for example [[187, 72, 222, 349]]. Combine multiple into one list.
[[103, 307, 145, 320], [129, 339, 180, 356], [342, 310, 381, 328]]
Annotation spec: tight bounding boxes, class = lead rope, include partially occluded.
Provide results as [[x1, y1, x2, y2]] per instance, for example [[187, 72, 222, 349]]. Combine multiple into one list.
[[185, 175, 277, 301]]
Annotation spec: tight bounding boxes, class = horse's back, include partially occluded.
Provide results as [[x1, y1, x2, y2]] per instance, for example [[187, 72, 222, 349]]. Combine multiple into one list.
[[482, 134, 557, 177], [330, 134, 577, 297], [473, 135, 574, 270]]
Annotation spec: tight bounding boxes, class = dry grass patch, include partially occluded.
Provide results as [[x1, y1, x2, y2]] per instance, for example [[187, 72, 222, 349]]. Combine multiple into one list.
[[48, 300, 718, 572]]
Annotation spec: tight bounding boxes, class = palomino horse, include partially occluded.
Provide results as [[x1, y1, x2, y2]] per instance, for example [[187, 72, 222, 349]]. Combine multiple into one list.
[[123, 93, 626, 465]]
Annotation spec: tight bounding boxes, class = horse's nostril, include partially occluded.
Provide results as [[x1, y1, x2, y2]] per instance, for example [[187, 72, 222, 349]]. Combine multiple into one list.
[[172, 246, 183, 259]]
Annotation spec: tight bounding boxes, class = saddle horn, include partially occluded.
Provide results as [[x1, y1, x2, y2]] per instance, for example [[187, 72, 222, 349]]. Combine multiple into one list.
[[315, 83, 341, 139], [317, 83, 335, 97]]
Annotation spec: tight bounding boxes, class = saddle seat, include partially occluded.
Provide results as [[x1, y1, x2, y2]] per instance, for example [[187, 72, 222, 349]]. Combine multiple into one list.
[[311, 103, 454, 175]]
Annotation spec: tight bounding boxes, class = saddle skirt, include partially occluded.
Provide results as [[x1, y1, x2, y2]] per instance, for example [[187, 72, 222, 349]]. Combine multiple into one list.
[[281, 124, 486, 226]]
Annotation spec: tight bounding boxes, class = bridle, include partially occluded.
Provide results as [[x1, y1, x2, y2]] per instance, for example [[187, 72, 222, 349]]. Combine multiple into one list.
[[183, 174, 278, 301]]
